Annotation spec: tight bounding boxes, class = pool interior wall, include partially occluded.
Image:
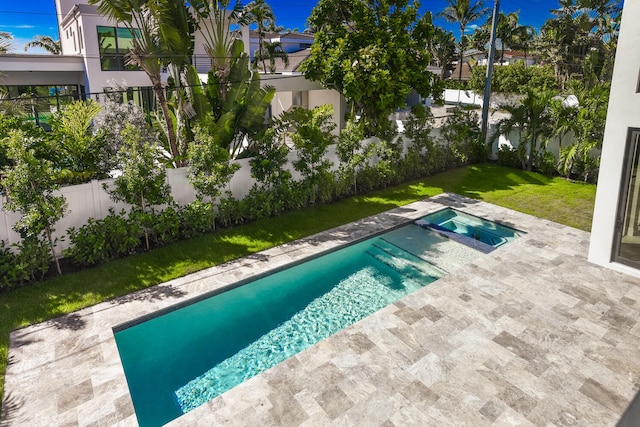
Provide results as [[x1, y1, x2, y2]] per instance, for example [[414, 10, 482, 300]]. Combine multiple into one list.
[[114, 210, 518, 427]]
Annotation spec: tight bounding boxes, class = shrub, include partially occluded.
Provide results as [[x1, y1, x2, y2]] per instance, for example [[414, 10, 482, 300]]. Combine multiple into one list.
[[496, 145, 521, 168], [532, 150, 558, 176], [438, 108, 486, 166], [179, 200, 215, 238], [65, 209, 143, 266]]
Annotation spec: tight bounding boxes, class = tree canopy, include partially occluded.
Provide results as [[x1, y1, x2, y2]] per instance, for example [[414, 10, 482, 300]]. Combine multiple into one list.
[[300, 0, 439, 137]]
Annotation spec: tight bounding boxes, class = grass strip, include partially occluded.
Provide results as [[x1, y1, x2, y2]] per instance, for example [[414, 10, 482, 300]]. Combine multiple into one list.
[[0, 164, 596, 408]]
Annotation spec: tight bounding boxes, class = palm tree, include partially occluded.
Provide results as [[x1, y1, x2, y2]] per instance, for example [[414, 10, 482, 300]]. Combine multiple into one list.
[[549, 97, 578, 176], [240, 0, 280, 73], [429, 27, 456, 80], [0, 32, 13, 54], [492, 87, 554, 171], [261, 40, 289, 73], [89, 0, 195, 166], [439, 0, 488, 82], [193, 0, 243, 102], [495, 12, 533, 63], [24, 35, 61, 54]]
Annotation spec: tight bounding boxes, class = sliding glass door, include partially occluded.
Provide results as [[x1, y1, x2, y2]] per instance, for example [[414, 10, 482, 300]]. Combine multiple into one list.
[[614, 129, 640, 267]]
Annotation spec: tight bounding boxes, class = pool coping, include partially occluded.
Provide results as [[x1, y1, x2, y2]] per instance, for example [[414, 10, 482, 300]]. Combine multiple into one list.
[[3, 193, 640, 426]]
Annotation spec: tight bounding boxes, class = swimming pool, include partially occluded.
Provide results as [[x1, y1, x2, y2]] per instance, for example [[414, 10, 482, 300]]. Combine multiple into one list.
[[114, 209, 520, 426]]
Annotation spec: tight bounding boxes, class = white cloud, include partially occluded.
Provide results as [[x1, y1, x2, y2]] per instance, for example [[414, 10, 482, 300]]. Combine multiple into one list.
[[0, 24, 36, 30]]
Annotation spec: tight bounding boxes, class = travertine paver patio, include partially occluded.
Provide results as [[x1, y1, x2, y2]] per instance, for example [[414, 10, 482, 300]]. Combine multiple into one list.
[[3, 193, 640, 426]]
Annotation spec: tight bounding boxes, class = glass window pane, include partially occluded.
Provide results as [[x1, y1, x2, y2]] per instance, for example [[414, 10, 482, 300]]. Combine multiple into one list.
[[117, 27, 135, 53], [615, 130, 640, 267]]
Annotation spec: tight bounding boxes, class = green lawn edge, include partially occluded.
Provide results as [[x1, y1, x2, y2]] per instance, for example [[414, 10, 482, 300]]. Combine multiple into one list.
[[0, 164, 596, 410]]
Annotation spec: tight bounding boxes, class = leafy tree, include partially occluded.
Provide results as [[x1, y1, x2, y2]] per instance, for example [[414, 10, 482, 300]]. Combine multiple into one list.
[[300, 0, 439, 137], [336, 119, 372, 195], [24, 35, 61, 54], [439, 0, 489, 82], [105, 124, 173, 249], [1, 130, 67, 275], [438, 107, 484, 166], [491, 87, 554, 171], [188, 125, 240, 228], [468, 62, 557, 95], [403, 104, 442, 177], [90, 0, 196, 166], [283, 105, 336, 205]]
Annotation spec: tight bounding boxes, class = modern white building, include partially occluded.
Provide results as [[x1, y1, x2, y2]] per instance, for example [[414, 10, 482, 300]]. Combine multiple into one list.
[[0, 0, 345, 127], [588, 0, 640, 278]]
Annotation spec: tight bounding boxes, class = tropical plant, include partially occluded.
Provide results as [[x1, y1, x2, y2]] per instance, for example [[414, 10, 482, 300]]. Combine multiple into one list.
[[491, 87, 554, 171], [89, 0, 196, 166], [548, 96, 579, 176], [24, 35, 61, 54], [300, 0, 438, 137], [198, 40, 275, 158], [1, 130, 67, 275], [558, 81, 609, 181], [104, 124, 173, 250], [50, 100, 111, 181], [193, 0, 243, 102], [439, 0, 489, 82]]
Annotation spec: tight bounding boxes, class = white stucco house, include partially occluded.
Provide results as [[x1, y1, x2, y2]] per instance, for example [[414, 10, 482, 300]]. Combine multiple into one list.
[[589, 0, 640, 278], [0, 0, 345, 128]]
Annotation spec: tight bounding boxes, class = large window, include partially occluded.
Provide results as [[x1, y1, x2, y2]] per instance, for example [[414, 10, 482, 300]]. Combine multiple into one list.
[[102, 86, 155, 113], [1, 85, 86, 129], [97, 26, 139, 71]]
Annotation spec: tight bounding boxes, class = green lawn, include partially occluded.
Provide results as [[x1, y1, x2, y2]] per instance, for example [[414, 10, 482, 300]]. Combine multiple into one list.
[[0, 164, 596, 408]]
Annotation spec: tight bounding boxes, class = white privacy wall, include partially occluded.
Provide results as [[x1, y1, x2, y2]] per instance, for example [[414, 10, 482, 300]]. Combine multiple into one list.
[[0, 125, 572, 256]]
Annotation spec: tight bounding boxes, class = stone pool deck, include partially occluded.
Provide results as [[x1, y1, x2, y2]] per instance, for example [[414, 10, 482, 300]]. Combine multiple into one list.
[[3, 193, 640, 426]]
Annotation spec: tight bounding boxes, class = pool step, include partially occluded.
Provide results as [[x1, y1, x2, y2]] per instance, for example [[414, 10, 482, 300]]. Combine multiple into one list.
[[366, 239, 447, 281]]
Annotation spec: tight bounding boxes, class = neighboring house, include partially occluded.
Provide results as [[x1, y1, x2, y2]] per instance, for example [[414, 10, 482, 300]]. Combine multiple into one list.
[[589, 0, 640, 278], [0, 1, 346, 130], [447, 62, 474, 81], [499, 50, 536, 66], [248, 30, 314, 60]]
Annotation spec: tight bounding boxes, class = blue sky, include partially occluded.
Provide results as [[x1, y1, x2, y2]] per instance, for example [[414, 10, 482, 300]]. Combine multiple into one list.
[[0, 0, 565, 54]]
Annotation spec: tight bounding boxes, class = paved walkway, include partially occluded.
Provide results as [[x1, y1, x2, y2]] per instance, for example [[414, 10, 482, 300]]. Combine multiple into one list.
[[3, 193, 640, 426]]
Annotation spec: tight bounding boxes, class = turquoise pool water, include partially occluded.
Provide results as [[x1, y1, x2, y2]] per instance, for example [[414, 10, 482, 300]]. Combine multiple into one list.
[[114, 211, 518, 426]]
